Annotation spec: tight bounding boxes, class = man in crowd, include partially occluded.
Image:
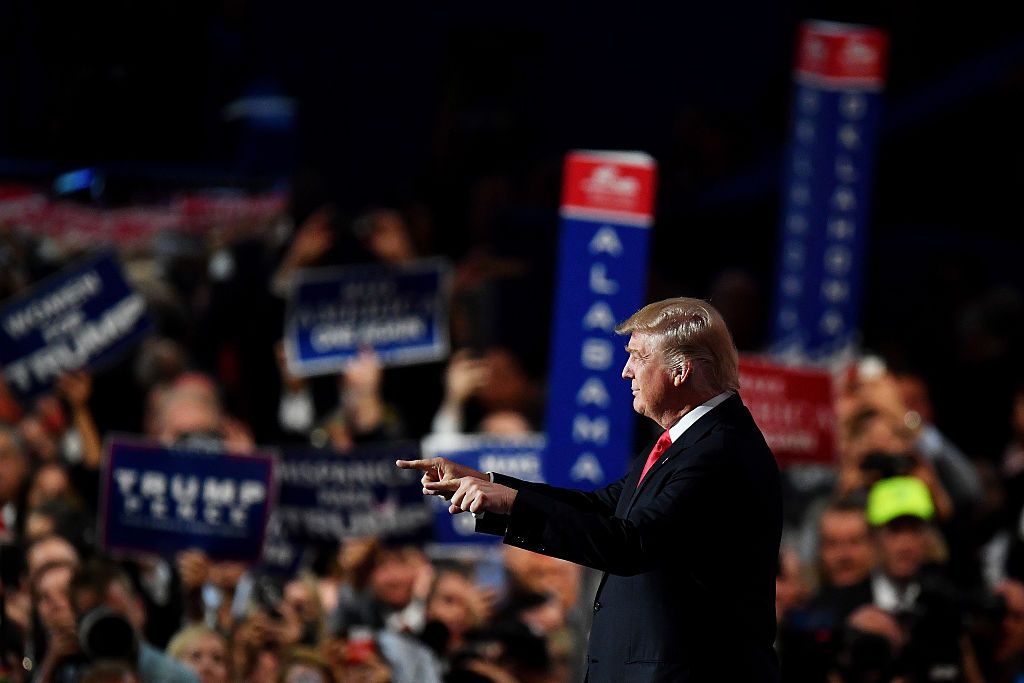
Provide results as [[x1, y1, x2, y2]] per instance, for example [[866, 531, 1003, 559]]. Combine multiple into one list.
[[401, 297, 783, 682], [68, 558, 199, 683], [865, 476, 978, 681], [778, 499, 876, 681]]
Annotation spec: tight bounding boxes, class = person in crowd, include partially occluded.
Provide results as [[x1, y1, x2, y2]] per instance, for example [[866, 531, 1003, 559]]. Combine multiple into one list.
[[332, 543, 432, 635], [351, 209, 419, 265], [295, 349, 403, 451], [68, 558, 199, 683], [166, 625, 231, 683], [837, 405, 955, 521], [228, 611, 284, 683], [0, 425, 29, 538], [320, 633, 392, 683], [818, 498, 877, 594], [329, 543, 442, 683], [78, 660, 143, 683], [275, 340, 316, 439], [24, 463, 76, 511], [865, 476, 987, 681], [26, 535, 80, 583], [828, 605, 908, 683], [277, 648, 336, 683], [895, 372, 984, 511], [282, 573, 328, 647], [17, 403, 63, 463], [317, 537, 379, 626], [22, 499, 85, 546], [269, 205, 335, 297], [31, 560, 81, 682], [430, 348, 539, 437], [55, 371, 104, 470], [1003, 382, 1024, 477], [176, 549, 248, 633], [776, 546, 811, 626], [999, 383, 1024, 585], [424, 568, 488, 655], [778, 500, 875, 682], [970, 578, 1024, 683], [150, 373, 256, 454]]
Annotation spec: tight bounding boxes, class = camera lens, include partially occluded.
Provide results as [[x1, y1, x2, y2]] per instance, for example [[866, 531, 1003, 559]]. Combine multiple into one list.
[[78, 607, 139, 661]]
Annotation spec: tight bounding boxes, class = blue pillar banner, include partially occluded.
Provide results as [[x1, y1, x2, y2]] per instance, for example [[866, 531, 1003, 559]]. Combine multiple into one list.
[[771, 21, 889, 362], [543, 151, 656, 489]]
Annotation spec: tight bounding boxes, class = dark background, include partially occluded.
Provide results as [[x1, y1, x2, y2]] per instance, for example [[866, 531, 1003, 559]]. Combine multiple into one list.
[[2, 0, 1023, 455]]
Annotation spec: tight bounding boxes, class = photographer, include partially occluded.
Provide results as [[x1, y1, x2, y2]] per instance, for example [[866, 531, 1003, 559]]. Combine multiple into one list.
[[68, 558, 198, 683], [838, 407, 954, 522], [865, 477, 985, 682]]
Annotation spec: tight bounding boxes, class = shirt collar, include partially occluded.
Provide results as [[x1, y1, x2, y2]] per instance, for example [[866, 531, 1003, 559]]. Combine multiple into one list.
[[667, 390, 733, 443]]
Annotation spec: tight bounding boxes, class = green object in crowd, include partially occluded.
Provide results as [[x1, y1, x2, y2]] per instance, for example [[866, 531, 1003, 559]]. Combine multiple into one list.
[[866, 475, 935, 526]]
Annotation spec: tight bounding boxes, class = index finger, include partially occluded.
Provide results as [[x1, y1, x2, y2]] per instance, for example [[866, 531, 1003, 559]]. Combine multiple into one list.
[[424, 479, 462, 491], [396, 459, 435, 471]]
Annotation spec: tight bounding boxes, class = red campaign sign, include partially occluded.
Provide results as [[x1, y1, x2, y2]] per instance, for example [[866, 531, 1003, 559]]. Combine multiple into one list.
[[739, 357, 836, 467], [560, 150, 657, 225], [795, 20, 889, 87]]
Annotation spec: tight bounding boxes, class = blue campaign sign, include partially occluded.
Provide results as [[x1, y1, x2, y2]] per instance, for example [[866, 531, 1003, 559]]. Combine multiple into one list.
[[421, 433, 546, 545], [0, 251, 151, 402], [100, 439, 275, 563], [284, 258, 451, 377], [770, 22, 889, 362], [542, 151, 656, 489], [272, 443, 432, 547]]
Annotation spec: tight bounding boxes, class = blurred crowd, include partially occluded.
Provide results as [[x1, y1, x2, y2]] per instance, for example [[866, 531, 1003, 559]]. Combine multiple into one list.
[[0, 201, 1023, 683]]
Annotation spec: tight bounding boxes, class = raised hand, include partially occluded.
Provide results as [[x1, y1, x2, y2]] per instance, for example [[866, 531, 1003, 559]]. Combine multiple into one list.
[[395, 457, 487, 498], [424, 477, 517, 515]]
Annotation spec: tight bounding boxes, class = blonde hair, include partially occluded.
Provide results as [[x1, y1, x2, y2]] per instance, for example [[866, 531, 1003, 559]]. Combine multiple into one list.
[[615, 297, 739, 393], [167, 624, 226, 661]]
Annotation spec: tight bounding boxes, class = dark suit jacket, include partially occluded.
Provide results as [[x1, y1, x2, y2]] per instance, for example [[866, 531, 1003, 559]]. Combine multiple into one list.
[[478, 394, 782, 682]]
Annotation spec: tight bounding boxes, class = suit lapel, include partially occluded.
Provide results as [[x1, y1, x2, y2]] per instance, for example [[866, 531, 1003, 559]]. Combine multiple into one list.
[[624, 394, 744, 514]]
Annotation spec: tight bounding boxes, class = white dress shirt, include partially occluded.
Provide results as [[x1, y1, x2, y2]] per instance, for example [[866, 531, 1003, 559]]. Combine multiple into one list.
[[666, 390, 733, 443]]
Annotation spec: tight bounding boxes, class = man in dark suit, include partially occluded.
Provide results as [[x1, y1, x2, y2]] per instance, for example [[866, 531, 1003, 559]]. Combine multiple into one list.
[[399, 297, 782, 681]]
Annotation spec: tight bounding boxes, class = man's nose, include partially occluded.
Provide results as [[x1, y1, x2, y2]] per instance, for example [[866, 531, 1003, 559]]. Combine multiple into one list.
[[621, 361, 631, 379]]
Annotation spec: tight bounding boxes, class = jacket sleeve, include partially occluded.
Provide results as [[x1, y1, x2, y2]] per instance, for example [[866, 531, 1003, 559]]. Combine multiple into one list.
[[473, 472, 625, 536], [500, 463, 717, 575]]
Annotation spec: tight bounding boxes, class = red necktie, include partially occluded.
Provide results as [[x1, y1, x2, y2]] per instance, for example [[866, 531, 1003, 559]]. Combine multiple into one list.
[[637, 430, 673, 487]]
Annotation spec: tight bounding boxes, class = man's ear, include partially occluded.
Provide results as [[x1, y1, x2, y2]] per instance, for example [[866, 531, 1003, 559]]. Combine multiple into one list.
[[673, 362, 690, 386]]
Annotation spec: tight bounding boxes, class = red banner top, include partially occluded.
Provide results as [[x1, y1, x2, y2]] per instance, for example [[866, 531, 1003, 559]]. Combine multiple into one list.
[[795, 20, 889, 88], [560, 150, 657, 226]]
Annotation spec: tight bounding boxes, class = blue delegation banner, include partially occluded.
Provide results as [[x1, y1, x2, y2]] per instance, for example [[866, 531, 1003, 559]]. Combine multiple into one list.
[[0, 251, 151, 401], [284, 258, 451, 377], [771, 21, 889, 362], [542, 151, 656, 489]]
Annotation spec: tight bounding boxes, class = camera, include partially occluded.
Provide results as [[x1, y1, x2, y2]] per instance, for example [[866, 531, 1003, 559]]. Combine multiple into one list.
[[78, 607, 139, 661], [859, 451, 918, 479]]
